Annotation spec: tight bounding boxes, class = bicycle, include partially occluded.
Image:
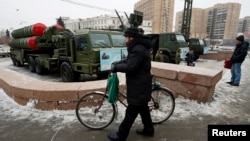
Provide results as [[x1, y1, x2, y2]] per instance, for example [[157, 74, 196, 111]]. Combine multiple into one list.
[[75, 74, 175, 130]]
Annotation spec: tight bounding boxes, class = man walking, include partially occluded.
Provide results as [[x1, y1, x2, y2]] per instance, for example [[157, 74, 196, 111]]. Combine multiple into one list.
[[227, 35, 249, 86], [107, 27, 154, 141]]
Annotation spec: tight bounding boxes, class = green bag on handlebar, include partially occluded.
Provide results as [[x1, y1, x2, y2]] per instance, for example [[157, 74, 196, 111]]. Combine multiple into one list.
[[107, 73, 119, 104]]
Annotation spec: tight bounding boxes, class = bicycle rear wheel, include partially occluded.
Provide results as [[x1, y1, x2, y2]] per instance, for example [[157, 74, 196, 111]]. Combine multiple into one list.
[[149, 87, 175, 124], [76, 91, 116, 130]]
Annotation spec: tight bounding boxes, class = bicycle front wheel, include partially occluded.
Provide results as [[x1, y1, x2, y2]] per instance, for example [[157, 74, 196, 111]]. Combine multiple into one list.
[[76, 92, 116, 130], [150, 87, 175, 124]]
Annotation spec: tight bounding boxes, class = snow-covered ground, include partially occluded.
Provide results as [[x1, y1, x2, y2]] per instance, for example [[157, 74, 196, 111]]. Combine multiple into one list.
[[1, 56, 250, 133]]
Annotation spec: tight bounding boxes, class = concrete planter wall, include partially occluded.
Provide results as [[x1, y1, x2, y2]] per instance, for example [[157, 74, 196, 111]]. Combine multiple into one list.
[[0, 61, 222, 110]]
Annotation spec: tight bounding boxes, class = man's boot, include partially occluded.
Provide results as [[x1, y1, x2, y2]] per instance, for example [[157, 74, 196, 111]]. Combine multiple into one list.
[[107, 133, 120, 141], [136, 128, 154, 137], [107, 132, 125, 141]]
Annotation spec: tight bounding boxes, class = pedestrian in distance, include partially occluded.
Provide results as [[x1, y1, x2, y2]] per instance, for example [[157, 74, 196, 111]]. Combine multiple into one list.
[[107, 27, 154, 141], [185, 50, 195, 66], [226, 35, 249, 86]]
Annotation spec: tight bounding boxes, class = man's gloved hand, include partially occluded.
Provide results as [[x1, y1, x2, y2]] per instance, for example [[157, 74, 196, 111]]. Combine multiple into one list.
[[112, 61, 120, 65], [111, 63, 117, 73]]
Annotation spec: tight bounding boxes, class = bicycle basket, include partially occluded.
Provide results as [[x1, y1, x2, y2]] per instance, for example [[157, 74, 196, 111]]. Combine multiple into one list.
[[107, 73, 119, 104]]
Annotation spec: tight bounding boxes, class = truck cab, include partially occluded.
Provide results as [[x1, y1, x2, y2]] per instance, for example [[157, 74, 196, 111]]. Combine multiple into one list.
[[148, 32, 189, 63], [71, 29, 126, 80], [188, 38, 209, 61]]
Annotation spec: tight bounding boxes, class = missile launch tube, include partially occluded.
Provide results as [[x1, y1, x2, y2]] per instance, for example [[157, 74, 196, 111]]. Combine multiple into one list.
[[8, 37, 38, 50], [11, 23, 47, 39]]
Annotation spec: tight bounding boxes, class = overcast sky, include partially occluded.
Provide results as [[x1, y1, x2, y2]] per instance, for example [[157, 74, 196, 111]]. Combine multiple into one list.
[[0, 0, 249, 30]]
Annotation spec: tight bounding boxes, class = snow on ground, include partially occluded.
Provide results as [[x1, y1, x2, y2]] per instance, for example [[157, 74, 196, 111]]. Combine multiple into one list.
[[1, 57, 250, 131]]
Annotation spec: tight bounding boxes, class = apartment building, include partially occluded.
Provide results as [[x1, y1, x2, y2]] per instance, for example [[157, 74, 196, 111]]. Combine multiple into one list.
[[175, 3, 241, 40], [175, 11, 182, 33], [242, 16, 250, 33], [241, 16, 250, 38], [208, 3, 241, 39], [134, 0, 174, 33], [175, 8, 206, 38], [238, 18, 244, 33]]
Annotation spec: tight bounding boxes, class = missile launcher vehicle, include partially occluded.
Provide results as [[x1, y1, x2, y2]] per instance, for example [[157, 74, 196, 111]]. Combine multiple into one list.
[[9, 23, 126, 82]]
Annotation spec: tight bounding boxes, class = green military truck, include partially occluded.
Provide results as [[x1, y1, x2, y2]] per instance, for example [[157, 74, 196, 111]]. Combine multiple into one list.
[[148, 34, 209, 64], [147, 32, 189, 63], [188, 38, 209, 61], [9, 23, 126, 82]]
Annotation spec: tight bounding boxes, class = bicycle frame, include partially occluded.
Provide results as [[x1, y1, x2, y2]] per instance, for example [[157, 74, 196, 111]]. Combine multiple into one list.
[[94, 79, 171, 114]]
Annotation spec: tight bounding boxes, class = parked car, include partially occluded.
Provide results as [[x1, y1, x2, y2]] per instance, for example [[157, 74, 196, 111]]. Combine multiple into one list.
[[0, 45, 10, 57]]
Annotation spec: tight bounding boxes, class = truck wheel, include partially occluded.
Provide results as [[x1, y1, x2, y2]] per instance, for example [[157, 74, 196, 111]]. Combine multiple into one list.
[[16, 61, 22, 67], [11, 55, 21, 66], [73, 72, 81, 81], [35, 58, 45, 75], [10, 55, 16, 66], [60, 62, 75, 82], [28, 56, 36, 72], [163, 54, 171, 63]]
